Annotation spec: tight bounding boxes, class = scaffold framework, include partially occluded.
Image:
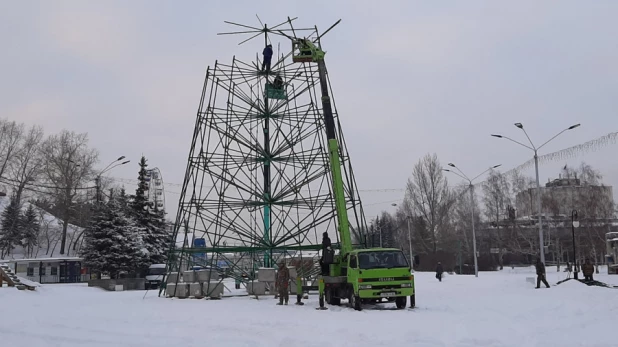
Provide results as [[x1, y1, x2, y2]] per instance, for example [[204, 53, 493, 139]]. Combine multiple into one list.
[[163, 17, 368, 296]]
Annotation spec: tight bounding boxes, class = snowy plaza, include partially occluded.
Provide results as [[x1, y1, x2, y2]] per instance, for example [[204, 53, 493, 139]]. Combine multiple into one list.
[[2, 3, 618, 347], [2, 267, 616, 347]]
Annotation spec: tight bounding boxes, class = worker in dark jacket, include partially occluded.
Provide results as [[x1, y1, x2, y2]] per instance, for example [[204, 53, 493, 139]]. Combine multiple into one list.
[[435, 262, 444, 282], [275, 261, 290, 305], [535, 258, 550, 288], [261, 44, 273, 72], [273, 74, 283, 89], [581, 259, 595, 282], [320, 232, 332, 275]]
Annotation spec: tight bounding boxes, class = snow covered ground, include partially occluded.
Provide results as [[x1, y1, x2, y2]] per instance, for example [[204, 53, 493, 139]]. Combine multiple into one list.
[[1, 267, 617, 347]]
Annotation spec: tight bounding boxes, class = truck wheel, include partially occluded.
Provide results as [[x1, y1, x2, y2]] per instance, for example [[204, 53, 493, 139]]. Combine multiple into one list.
[[350, 294, 362, 311], [325, 288, 340, 305], [395, 296, 406, 309], [331, 296, 341, 306], [410, 294, 416, 308]]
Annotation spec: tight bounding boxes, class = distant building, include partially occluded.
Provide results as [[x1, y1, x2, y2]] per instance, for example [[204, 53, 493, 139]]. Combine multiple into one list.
[[4, 257, 89, 284], [515, 175, 614, 218]]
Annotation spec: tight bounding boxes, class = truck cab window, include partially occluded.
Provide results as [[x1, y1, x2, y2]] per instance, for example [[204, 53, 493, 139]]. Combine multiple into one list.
[[349, 256, 358, 268]]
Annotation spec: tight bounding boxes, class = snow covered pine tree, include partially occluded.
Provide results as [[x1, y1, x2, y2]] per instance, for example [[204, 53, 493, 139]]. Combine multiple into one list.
[[0, 194, 23, 258], [19, 204, 40, 258], [131, 156, 170, 265], [81, 196, 149, 279]]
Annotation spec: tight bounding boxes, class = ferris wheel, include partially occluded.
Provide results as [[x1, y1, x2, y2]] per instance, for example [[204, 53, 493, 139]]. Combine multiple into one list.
[[145, 167, 165, 212]]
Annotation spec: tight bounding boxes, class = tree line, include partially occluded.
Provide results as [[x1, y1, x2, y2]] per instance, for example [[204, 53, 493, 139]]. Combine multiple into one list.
[[366, 153, 616, 271], [0, 118, 171, 278]]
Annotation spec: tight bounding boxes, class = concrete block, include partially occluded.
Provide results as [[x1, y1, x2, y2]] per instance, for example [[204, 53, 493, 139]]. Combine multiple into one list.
[[166, 272, 179, 283], [195, 270, 210, 282], [258, 268, 276, 282], [114, 284, 124, 291], [207, 271, 220, 281], [203, 281, 224, 298], [246, 281, 267, 295], [166, 283, 176, 297], [189, 282, 203, 298], [175, 283, 189, 298], [183, 271, 196, 283]]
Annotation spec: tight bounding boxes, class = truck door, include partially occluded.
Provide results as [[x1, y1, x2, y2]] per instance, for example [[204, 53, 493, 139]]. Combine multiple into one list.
[[348, 255, 359, 286]]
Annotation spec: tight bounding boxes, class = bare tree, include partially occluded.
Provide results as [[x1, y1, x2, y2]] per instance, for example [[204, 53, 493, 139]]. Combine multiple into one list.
[[482, 169, 512, 268], [9, 125, 44, 203], [40, 130, 98, 255], [37, 207, 61, 256], [403, 153, 455, 254], [0, 119, 24, 184], [449, 184, 482, 263]]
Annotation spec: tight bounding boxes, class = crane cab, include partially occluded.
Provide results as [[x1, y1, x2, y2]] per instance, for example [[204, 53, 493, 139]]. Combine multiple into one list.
[[292, 38, 325, 63]]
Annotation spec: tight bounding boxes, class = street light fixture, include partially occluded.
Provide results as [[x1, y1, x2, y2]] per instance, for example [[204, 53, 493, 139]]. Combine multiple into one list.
[[571, 210, 580, 279], [443, 163, 501, 277], [491, 122, 580, 264], [95, 156, 130, 202]]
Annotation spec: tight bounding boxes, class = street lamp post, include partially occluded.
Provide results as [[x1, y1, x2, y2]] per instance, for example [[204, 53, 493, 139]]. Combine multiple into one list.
[[444, 163, 502, 277], [407, 216, 413, 269], [571, 210, 580, 280], [95, 156, 130, 203], [491, 122, 580, 265]]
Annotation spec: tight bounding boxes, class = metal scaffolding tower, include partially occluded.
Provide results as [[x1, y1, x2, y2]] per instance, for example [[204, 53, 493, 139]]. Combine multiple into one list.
[[164, 17, 368, 294]]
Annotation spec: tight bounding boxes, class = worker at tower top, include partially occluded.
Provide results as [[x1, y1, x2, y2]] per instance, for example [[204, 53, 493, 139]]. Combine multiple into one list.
[[261, 44, 273, 72], [273, 74, 283, 89]]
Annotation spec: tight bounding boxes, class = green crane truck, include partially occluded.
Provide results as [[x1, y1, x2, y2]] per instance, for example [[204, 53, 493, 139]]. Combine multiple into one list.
[[289, 29, 416, 311]]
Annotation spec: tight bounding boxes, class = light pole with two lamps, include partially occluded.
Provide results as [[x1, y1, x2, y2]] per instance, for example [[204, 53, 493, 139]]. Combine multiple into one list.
[[491, 122, 580, 264], [444, 163, 502, 277], [95, 156, 130, 203]]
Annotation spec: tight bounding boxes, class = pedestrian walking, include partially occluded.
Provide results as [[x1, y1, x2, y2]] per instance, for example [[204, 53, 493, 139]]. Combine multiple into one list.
[[435, 262, 444, 282], [535, 258, 550, 289]]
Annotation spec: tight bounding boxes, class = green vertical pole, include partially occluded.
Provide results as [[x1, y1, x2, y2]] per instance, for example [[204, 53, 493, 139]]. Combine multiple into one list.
[[264, 197, 271, 267], [263, 76, 272, 268]]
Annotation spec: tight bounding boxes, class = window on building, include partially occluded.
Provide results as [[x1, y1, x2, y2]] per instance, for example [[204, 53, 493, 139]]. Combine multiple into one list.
[[51, 267, 58, 276], [27, 267, 34, 277]]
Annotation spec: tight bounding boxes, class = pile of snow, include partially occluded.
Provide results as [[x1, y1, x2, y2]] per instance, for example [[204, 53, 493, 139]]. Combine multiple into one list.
[[0, 268, 617, 346]]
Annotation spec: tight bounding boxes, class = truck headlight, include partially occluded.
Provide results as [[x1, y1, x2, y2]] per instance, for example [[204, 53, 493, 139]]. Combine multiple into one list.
[[359, 284, 372, 290], [401, 283, 412, 288]]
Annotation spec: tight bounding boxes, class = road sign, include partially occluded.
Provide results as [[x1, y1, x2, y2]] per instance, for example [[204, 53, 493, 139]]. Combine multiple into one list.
[[490, 248, 500, 254]]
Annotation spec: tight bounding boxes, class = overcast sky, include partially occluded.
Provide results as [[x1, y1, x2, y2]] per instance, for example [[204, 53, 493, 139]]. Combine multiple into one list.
[[2, 1, 617, 219]]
